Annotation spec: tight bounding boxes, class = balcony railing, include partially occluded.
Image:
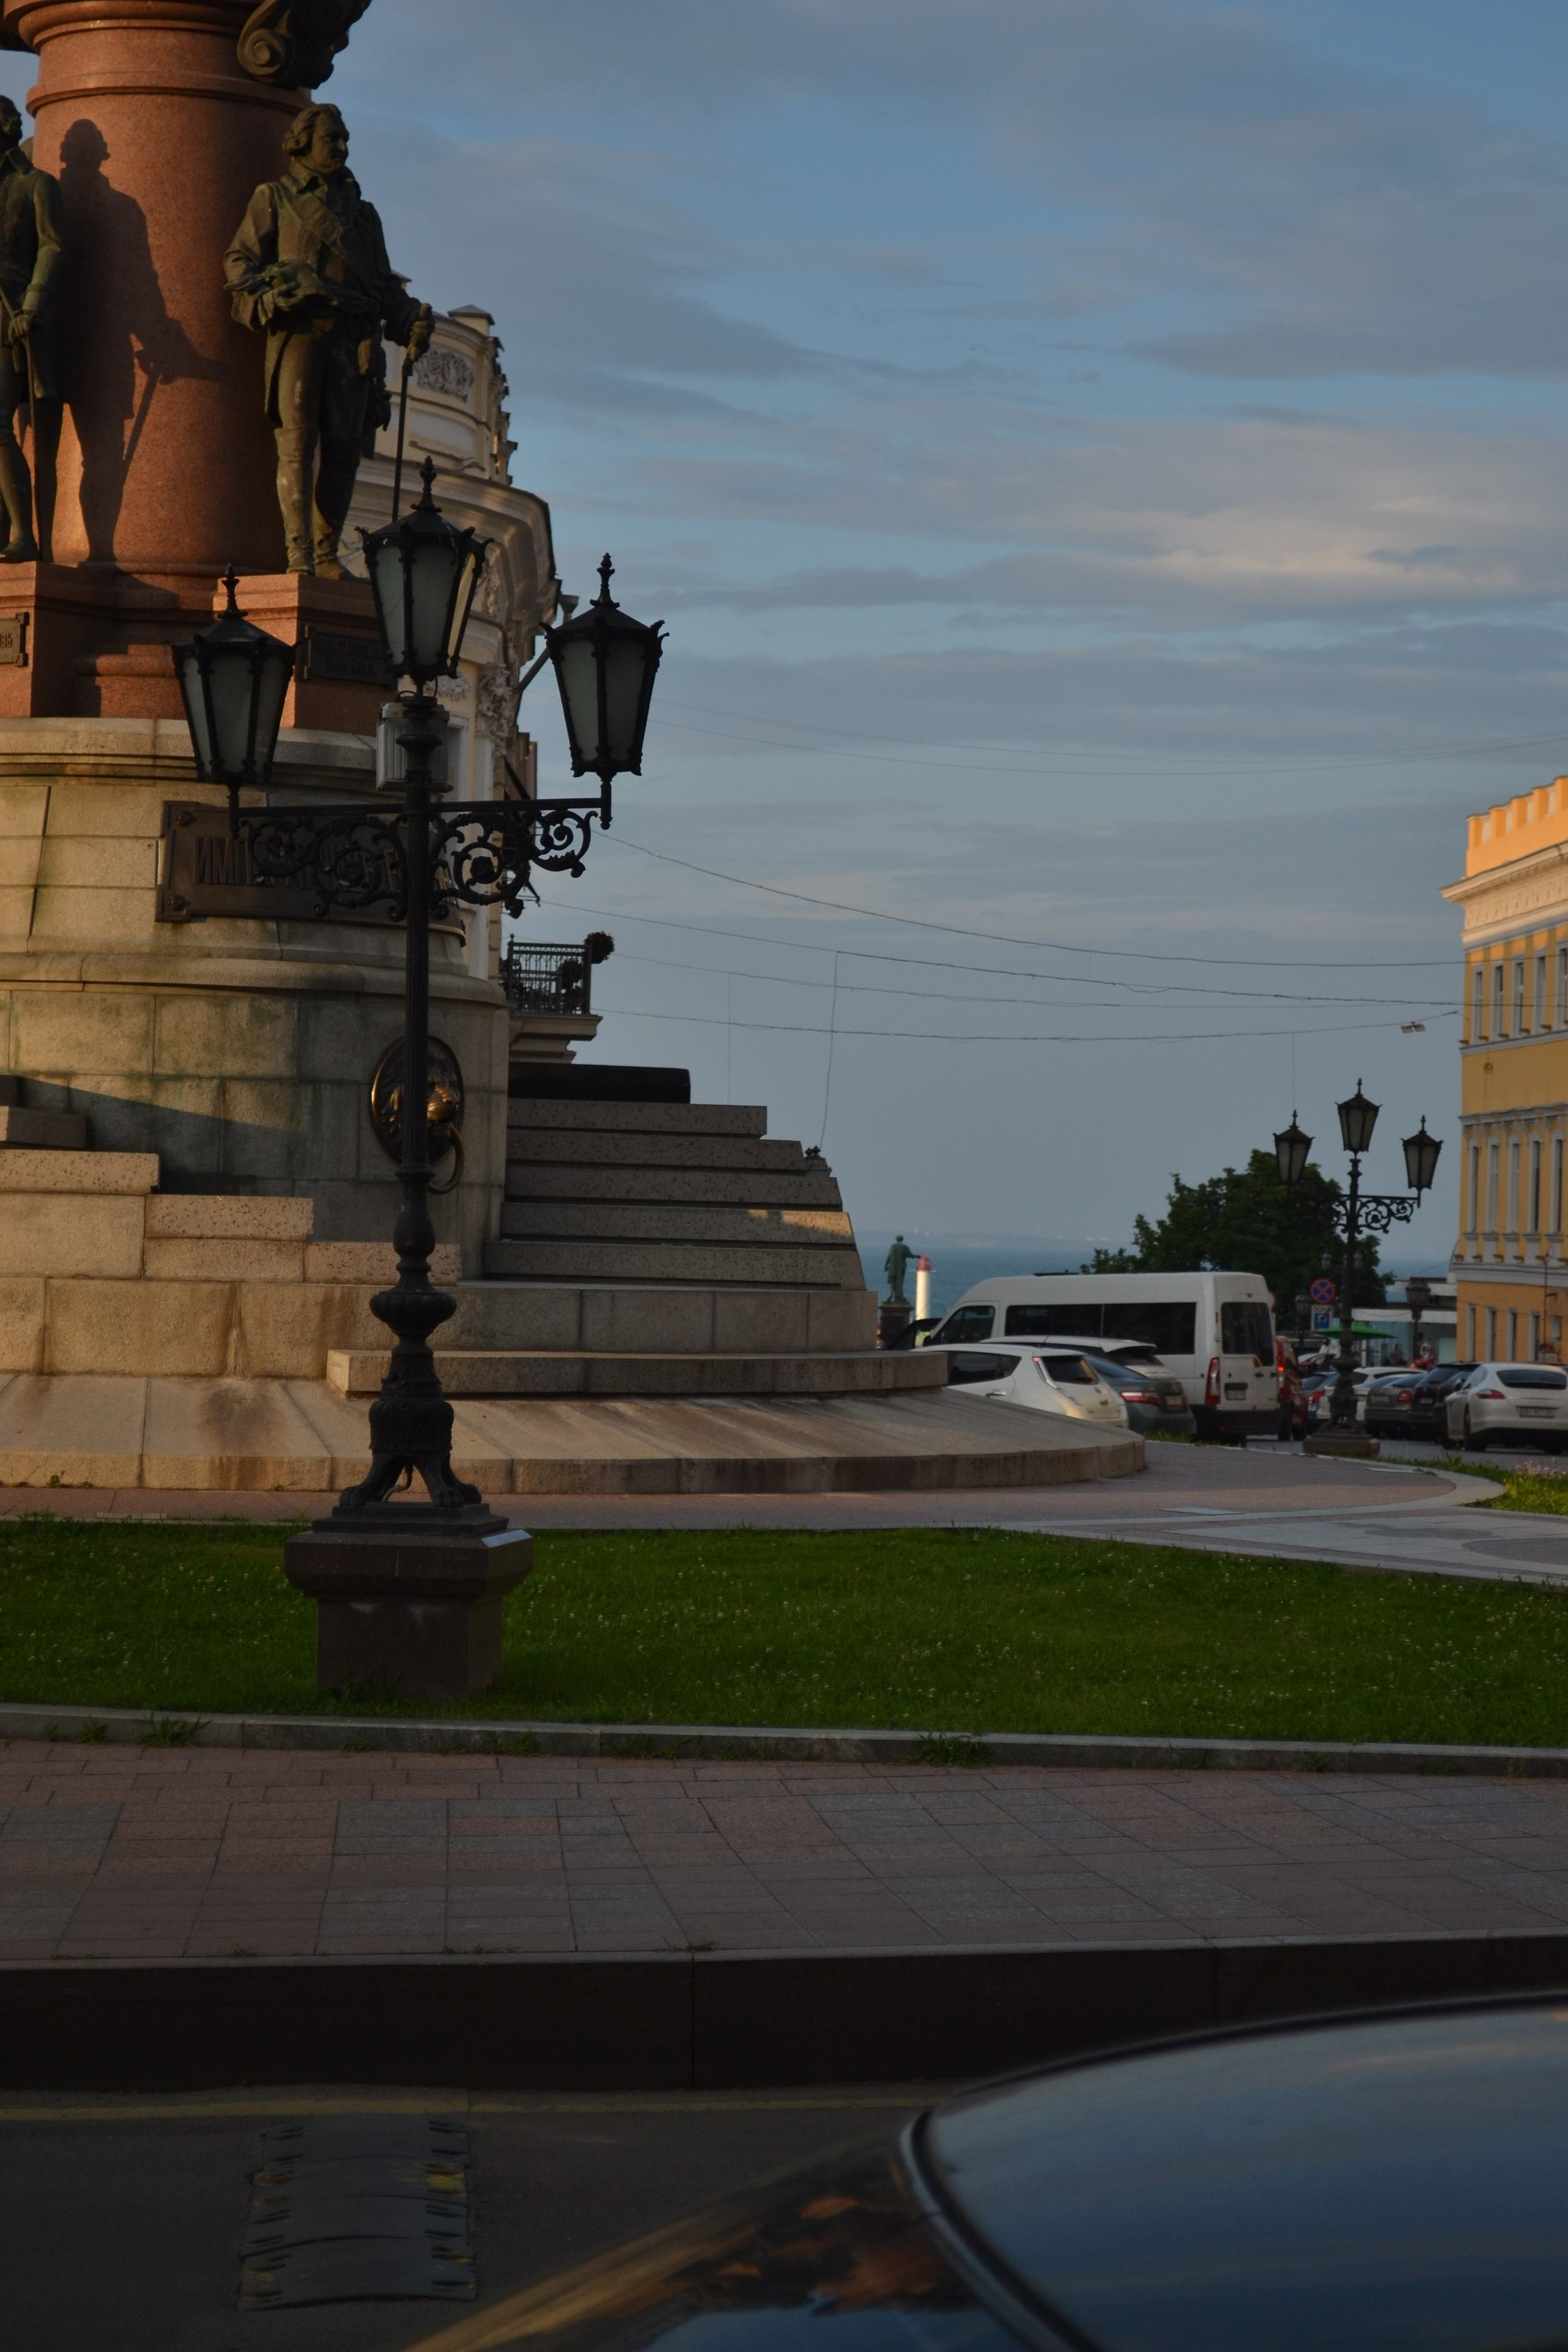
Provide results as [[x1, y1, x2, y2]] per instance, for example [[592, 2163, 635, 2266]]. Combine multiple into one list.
[[501, 933, 614, 1018]]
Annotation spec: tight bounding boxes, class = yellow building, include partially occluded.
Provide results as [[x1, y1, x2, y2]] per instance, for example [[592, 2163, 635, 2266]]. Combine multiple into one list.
[[1443, 784, 1568, 1362]]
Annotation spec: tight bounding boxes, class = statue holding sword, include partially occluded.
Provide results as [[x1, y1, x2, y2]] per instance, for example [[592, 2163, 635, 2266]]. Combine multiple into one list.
[[0, 97, 60, 563]]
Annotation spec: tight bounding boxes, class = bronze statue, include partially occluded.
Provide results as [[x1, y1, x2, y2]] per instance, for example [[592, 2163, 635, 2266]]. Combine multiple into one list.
[[224, 103, 431, 577], [237, 1, 373, 90], [0, 98, 60, 563], [884, 1234, 912, 1305]]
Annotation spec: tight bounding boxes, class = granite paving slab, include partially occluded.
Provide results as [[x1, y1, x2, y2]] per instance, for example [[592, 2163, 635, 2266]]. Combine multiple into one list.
[[8, 1743, 1568, 1958]]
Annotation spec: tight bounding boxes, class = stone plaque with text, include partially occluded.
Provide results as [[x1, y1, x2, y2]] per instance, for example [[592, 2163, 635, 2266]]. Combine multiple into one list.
[[156, 802, 394, 924]]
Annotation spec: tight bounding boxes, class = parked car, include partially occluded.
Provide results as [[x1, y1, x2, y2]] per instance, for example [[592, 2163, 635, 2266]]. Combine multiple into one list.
[[1446, 1361, 1568, 1451], [411, 1999, 1568, 2352], [922, 1269, 1276, 1438], [1413, 1362, 1479, 1439], [1365, 1363, 1476, 1442], [936, 1343, 1129, 1429], [1018, 1332, 1194, 1436]]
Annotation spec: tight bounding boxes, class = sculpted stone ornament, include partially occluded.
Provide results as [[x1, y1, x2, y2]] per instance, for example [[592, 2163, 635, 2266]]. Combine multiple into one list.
[[224, 102, 431, 577], [0, 96, 60, 562], [237, 0, 372, 89]]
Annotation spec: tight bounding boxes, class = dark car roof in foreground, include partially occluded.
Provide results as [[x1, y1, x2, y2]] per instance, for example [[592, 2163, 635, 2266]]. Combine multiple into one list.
[[920, 2001, 1568, 2352]]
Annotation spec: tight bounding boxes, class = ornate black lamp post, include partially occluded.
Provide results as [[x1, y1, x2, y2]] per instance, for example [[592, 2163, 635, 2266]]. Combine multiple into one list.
[[175, 465, 666, 1693], [1275, 1087, 1442, 1445]]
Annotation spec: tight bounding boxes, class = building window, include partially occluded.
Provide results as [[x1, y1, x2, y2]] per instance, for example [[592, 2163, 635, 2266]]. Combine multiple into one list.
[[1468, 1142, 1481, 1233], [1514, 959, 1527, 1033], [1488, 1141, 1501, 1232], [1508, 1138, 1521, 1236], [1470, 966, 1484, 1043], [1538, 952, 1550, 1029], [1531, 1138, 1543, 1233], [1494, 963, 1507, 1037], [1559, 946, 1567, 1027], [1554, 1136, 1564, 1233], [1487, 1305, 1498, 1357], [1508, 1308, 1519, 1361], [1531, 1312, 1543, 1361]]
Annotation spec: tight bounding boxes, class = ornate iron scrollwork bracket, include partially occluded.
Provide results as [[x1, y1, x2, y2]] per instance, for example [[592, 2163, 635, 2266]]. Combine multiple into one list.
[[236, 790, 607, 920], [1327, 1192, 1419, 1236]]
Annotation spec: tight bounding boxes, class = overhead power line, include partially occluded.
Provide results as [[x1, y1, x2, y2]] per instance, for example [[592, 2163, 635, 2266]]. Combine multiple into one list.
[[594, 1004, 1459, 1047], [599, 836, 1459, 969], [533, 893, 1455, 1001]]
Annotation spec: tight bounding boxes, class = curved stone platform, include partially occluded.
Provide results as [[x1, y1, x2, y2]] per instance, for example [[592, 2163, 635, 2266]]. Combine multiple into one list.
[[0, 1377, 1142, 1494]]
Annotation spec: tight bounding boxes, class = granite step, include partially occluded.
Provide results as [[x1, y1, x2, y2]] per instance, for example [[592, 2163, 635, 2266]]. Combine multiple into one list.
[[508, 1100, 768, 1138], [507, 1131, 818, 1173], [0, 1377, 1142, 1494], [497, 1201, 856, 1246], [325, 1345, 949, 1400], [445, 1280, 877, 1355], [482, 1240, 867, 1289], [505, 1166, 844, 1208]]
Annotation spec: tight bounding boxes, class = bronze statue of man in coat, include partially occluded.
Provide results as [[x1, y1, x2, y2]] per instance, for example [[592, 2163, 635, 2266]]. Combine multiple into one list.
[[0, 97, 61, 563], [224, 103, 431, 577]]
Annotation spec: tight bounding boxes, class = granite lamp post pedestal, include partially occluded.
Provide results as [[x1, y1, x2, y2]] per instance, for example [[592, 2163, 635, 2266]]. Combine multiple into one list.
[[283, 1508, 531, 1699]]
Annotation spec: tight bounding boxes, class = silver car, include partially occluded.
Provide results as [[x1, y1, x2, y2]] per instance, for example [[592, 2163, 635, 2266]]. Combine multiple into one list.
[[1445, 1361, 1568, 1451], [939, 1344, 1130, 1428]]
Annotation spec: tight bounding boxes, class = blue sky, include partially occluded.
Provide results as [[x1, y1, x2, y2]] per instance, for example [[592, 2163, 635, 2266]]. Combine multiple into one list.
[[18, 0, 1566, 1263]]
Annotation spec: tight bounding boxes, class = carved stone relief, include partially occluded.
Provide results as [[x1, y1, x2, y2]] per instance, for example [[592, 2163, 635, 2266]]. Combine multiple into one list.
[[414, 347, 475, 401], [237, 0, 373, 89], [477, 658, 520, 746]]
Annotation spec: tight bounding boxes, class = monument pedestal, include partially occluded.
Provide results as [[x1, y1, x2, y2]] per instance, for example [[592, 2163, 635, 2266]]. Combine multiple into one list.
[[283, 1507, 531, 1699]]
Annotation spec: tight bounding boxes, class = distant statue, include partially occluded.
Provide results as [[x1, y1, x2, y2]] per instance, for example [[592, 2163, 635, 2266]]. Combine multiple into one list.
[[0, 97, 61, 562], [224, 103, 431, 577], [237, 0, 374, 89], [884, 1234, 912, 1305]]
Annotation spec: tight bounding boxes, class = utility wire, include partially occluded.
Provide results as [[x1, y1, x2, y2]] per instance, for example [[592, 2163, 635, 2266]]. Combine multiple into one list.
[[597, 838, 1461, 969], [609, 946, 1455, 1013], [532, 893, 1456, 998], [593, 1004, 1459, 1046]]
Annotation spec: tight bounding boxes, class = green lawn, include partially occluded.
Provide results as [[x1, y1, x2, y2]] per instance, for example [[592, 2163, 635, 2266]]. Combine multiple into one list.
[[5, 1517, 1568, 1746]]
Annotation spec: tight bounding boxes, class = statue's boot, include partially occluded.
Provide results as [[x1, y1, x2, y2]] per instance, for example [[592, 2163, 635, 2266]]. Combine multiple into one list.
[[311, 436, 358, 582], [276, 429, 314, 573], [0, 443, 38, 561]]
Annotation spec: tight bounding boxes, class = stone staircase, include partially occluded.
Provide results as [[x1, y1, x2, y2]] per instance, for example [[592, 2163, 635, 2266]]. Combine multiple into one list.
[[330, 1093, 937, 1400], [485, 1098, 866, 1288]]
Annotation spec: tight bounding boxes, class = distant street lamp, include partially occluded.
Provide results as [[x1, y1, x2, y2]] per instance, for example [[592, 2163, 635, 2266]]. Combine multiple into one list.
[[1275, 1084, 1442, 1436], [175, 464, 666, 1692]]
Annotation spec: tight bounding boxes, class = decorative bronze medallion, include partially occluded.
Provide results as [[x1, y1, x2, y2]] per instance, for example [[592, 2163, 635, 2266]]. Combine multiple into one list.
[[368, 1036, 466, 1194]]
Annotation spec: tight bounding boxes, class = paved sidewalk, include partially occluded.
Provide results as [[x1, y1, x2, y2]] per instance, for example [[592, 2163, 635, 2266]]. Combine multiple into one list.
[[9, 1743, 1568, 1962]]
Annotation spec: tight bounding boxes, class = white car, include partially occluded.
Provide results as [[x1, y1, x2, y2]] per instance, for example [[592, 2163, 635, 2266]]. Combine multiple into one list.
[[1444, 1362, 1568, 1452], [937, 1343, 1130, 1428]]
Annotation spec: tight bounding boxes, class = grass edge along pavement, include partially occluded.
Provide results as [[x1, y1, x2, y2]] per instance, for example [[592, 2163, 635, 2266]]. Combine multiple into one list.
[[9, 1518, 1568, 1749]]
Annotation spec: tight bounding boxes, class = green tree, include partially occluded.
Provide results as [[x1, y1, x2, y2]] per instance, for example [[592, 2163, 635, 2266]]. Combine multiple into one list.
[[1088, 1149, 1385, 1316]]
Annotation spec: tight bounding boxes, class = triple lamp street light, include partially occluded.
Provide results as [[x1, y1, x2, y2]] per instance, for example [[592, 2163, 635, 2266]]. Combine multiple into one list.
[[1274, 1085, 1442, 1443], [173, 460, 665, 1697]]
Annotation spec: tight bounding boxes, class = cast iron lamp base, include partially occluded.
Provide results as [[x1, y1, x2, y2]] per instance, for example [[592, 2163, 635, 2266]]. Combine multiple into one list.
[[1303, 1432, 1380, 1461], [283, 1505, 531, 1700]]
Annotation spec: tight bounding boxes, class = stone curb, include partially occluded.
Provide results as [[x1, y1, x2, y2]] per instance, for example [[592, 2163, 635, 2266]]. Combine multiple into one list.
[[6, 1931, 1568, 2092], [5, 1700, 1568, 1777]]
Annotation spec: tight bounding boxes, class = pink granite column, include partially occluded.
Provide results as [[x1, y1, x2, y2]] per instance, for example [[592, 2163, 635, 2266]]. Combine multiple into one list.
[[1, 0, 299, 587]]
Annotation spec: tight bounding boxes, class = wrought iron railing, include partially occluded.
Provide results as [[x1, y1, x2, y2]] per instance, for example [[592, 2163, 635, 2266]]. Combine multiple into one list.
[[501, 932, 614, 1017]]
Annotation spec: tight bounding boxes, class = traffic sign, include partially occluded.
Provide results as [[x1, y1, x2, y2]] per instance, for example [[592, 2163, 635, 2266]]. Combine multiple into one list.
[[1311, 1308, 1334, 1332], [1309, 1278, 1337, 1304]]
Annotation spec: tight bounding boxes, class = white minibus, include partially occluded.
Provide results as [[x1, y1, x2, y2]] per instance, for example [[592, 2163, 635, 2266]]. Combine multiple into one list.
[[925, 1270, 1276, 1439]]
